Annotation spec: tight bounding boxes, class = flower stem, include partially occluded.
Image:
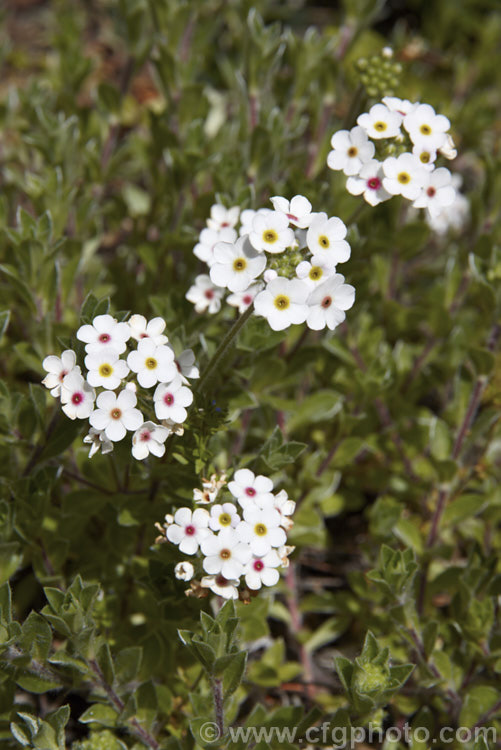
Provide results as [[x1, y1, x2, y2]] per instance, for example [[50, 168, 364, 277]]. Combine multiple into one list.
[[197, 304, 255, 393], [212, 677, 225, 738]]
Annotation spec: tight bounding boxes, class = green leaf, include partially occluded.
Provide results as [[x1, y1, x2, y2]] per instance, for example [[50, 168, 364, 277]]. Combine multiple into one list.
[[222, 650, 247, 696], [79, 704, 118, 728], [0, 310, 10, 343]]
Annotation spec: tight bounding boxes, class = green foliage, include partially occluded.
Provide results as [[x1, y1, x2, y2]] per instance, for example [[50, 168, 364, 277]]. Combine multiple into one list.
[[1, 0, 501, 748]]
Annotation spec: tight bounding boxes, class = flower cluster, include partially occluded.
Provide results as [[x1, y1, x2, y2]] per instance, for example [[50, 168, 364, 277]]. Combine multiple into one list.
[[327, 97, 466, 231], [155, 470, 295, 600], [42, 314, 198, 460], [186, 198, 355, 332]]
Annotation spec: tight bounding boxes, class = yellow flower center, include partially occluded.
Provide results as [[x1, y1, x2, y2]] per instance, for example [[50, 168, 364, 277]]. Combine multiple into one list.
[[263, 229, 278, 243], [309, 266, 323, 281], [98, 364, 113, 377], [254, 523, 267, 536], [145, 357, 157, 370], [233, 257, 247, 272], [318, 235, 330, 248], [347, 146, 358, 157], [219, 513, 232, 527], [374, 121, 387, 132], [420, 124, 432, 135], [397, 172, 411, 184], [274, 295, 290, 310]]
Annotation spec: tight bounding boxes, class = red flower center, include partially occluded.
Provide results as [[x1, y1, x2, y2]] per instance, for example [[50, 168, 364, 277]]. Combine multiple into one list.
[[140, 332, 149, 338], [205, 290, 214, 299], [245, 487, 256, 496], [321, 296, 332, 309], [99, 333, 111, 343], [243, 295, 252, 305], [185, 525, 196, 536], [427, 186, 436, 197], [59, 369, 68, 382], [253, 560, 264, 571], [140, 430, 151, 442], [367, 177, 381, 190], [164, 393, 174, 406], [71, 392, 83, 405], [221, 222, 229, 228]]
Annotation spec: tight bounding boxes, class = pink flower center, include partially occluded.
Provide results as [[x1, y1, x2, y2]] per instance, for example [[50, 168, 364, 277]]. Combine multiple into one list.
[[99, 333, 111, 343], [140, 430, 151, 442], [185, 525, 196, 536], [243, 295, 252, 305], [205, 290, 214, 300], [140, 332, 149, 339], [164, 393, 174, 406], [286, 213, 298, 221], [245, 487, 256, 497], [59, 369, 68, 382], [221, 222, 230, 228], [253, 560, 264, 571], [427, 186, 436, 197], [367, 177, 381, 190], [321, 296, 332, 309], [71, 392, 83, 405]]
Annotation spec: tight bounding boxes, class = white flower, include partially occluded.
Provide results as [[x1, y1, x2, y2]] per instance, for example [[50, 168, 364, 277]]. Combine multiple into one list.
[[89, 389, 143, 442], [306, 274, 356, 331], [382, 96, 418, 116], [439, 134, 457, 160], [239, 208, 272, 237], [209, 503, 241, 532], [346, 160, 392, 206], [270, 195, 314, 228], [201, 528, 251, 579], [273, 489, 296, 531], [249, 211, 295, 254], [194, 474, 226, 504], [174, 562, 194, 582], [131, 421, 170, 460], [382, 154, 428, 200], [200, 575, 239, 599], [42, 350, 78, 397], [83, 427, 114, 458], [254, 278, 309, 331], [206, 204, 240, 231], [186, 274, 224, 314], [357, 103, 402, 139], [154, 376, 193, 423], [412, 144, 437, 170], [306, 213, 350, 265], [403, 103, 450, 150], [296, 260, 335, 289], [128, 315, 168, 345], [167, 507, 210, 554], [228, 468, 275, 509], [127, 339, 177, 388], [85, 349, 129, 390], [263, 269, 278, 283], [174, 349, 199, 383], [60, 371, 95, 420], [244, 550, 281, 590], [227, 282, 263, 313], [210, 236, 266, 292], [413, 167, 456, 217], [327, 126, 375, 175], [236, 507, 286, 556], [76, 314, 130, 354], [194, 227, 238, 266]]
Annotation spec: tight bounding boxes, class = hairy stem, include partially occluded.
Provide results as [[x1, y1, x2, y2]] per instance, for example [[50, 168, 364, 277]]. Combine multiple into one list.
[[197, 304, 255, 393], [212, 677, 225, 738]]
